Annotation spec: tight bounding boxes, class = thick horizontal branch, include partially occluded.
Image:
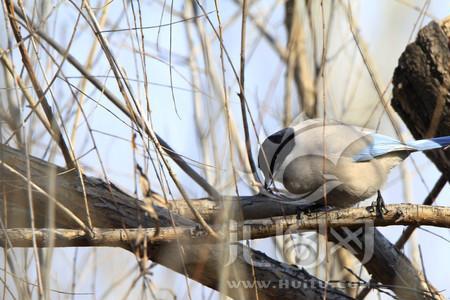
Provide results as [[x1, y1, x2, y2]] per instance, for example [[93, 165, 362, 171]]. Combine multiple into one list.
[[2, 204, 450, 248]]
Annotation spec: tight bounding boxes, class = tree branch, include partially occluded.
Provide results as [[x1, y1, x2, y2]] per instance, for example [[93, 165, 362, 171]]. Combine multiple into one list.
[[4, 1, 75, 169], [10, 4, 221, 201], [0, 143, 349, 300], [1, 142, 444, 299], [1, 203, 450, 248]]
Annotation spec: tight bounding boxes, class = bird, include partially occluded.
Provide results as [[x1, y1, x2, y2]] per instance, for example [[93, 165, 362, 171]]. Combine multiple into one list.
[[257, 118, 450, 214]]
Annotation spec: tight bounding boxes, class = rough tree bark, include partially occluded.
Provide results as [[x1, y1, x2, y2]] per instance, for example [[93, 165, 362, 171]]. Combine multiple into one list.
[[393, 20, 450, 174]]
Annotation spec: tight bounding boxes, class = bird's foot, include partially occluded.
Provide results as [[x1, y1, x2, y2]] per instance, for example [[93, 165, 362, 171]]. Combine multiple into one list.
[[260, 181, 283, 197], [261, 181, 272, 193], [296, 208, 302, 220], [369, 191, 389, 218], [296, 207, 314, 219]]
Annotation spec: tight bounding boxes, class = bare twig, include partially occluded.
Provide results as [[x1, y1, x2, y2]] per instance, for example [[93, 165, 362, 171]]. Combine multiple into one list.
[[237, 0, 258, 181], [4, 0, 74, 169], [10, 4, 221, 201], [285, 0, 317, 118], [80, 0, 219, 239]]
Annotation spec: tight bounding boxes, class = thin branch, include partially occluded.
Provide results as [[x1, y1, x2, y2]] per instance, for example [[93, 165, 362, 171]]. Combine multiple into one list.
[[11, 3, 221, 201], [285, 0, 317, 118], [240, 0, 288, 61], [238, 0, 258, 181], [0, 49, 55, 143], [80, 0, 219, 240], [4, 0, 75, 169]]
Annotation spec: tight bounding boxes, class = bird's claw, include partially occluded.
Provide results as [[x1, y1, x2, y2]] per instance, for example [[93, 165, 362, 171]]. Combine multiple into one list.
[[296, 207, 314, 219], [368, 191, 389, 218]]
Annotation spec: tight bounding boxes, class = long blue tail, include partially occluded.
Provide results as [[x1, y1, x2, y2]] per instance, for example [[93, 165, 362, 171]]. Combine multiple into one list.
[[407, 136, 450, 151], [353, 134, 450, 162]]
